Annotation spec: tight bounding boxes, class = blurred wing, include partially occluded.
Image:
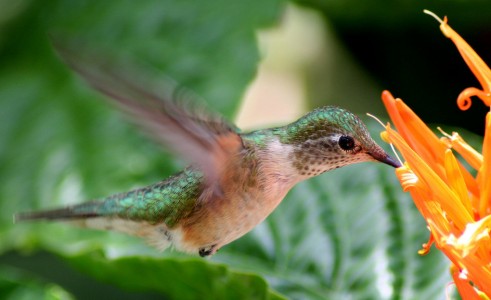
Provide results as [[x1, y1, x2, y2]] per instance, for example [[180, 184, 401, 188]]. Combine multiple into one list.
[[54, 42, 243, 187]]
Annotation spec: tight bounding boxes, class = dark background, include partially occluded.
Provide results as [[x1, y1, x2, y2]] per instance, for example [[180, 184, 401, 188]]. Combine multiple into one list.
[[298, 0, 491, 135]]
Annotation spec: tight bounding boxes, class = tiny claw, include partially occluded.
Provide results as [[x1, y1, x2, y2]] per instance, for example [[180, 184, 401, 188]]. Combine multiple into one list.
[[198, 244, 218, 257]]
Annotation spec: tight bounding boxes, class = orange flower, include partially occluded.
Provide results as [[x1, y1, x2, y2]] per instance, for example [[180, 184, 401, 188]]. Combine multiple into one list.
[[381, 11, 491, 299], [427, 10, 491, 110]]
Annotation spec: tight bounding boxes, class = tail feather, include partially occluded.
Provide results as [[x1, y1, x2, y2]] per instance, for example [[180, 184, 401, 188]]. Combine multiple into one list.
[[14, 201, 177, 252], [14, 202, 102, 223]]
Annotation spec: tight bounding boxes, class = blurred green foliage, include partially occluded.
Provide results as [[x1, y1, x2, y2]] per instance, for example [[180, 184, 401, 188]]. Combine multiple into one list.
[[0, 0, 485, 299]]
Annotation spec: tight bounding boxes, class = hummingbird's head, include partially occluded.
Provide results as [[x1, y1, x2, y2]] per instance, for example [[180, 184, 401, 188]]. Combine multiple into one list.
[[277, 106, 400, 177]]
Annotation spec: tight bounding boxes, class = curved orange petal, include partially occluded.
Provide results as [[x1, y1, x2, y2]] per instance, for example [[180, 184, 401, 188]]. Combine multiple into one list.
[[457, 254, 491, 297], [386, 126, 474, 229], [478, 112, 491, 216], [418, 232, 434, 255], [439, 16, 491, 108], [381, 91, 414, 143], [382, 91, 447, 176], [444, 149, 473, 216], [396, 166, 434, 225], [383, 91, 480, 199], [451, 265, 482, 300], [440, 131, 483, 171], [457, 87, 491, 111]]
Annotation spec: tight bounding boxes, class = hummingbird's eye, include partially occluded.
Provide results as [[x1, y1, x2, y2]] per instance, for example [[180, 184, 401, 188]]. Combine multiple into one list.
[[338, 135, 355, 151]]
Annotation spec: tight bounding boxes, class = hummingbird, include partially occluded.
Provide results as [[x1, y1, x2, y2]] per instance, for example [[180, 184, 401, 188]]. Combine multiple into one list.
[[15, 46, 401, 257]]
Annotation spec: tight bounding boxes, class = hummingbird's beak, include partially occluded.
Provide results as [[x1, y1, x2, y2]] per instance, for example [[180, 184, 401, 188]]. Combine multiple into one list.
[[380, 154, 402, 168], [370, 150, 402, 168]]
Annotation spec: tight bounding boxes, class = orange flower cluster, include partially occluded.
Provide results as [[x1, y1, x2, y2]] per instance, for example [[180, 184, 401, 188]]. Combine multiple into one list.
[[381, 11, 491, 299]]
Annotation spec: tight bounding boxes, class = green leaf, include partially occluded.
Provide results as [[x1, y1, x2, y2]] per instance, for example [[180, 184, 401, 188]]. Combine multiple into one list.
[[0, 265, 73, 300], [66, 252, 285, 300]]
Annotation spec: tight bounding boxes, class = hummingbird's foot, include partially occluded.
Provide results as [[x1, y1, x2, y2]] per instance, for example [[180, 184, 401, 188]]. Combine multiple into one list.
[[198, 244, 218, 257]]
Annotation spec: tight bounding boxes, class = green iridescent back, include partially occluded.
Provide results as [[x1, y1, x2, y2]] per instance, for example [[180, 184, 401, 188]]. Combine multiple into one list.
[[74, 168, 204, 227]]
